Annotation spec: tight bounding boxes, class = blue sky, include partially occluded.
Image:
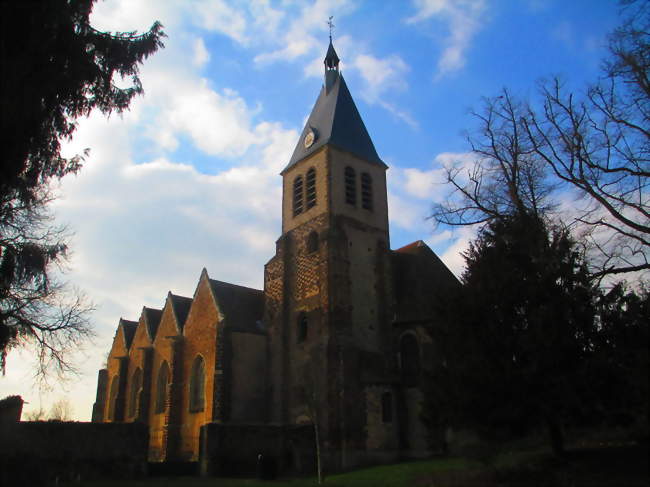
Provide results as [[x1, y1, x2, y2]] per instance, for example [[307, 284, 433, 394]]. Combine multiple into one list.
[[2, 0, 622, 419]]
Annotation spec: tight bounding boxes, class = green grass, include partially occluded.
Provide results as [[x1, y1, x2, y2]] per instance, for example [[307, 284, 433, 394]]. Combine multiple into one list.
[[62, 457, 478, 487], [61, 444, 648, 487]]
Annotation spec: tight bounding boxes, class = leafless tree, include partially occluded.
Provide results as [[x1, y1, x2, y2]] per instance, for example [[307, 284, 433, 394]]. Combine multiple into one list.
[[0, 188, 94, 381], [24, 407, 47, 421], [433, 2, 648, 281], [523, 2, 649, 279], [298, 349, 325, 485], [49, 398, 73, 421], [431, 89, 556, 227]]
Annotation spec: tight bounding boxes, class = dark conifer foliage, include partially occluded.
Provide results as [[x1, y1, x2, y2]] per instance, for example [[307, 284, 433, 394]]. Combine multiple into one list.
[[0, 0, 164, 376], [588, 284, 649, 433], [425, 212, 597, 456]]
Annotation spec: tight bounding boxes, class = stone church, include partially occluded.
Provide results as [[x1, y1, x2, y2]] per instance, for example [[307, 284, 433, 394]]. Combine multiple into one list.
[[92, 41, 458, 474]]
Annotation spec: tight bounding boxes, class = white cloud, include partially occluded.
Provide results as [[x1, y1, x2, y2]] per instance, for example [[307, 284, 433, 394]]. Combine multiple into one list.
[[4, 1, 302, 420], [255, 0, 355, 64], [354, 53, 409, 98], [406, 0, 487, 78], [192, 37, 211, 67], [191, 0, 249, 44], [154, 78, 258, 157], [403, 167, 442, 199], [388, 192, 428, 230], [90, 0, 179, 32], [393, 152, 475, 201], [439, 226, 478, 276]]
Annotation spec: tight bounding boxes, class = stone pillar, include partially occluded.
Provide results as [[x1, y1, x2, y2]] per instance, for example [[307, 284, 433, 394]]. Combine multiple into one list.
[[137, 347, 154, 424], [212, 324, 230, 422], [91, 369, 108, 422], [164, 337, 184, 461], [114, 357, 129, 422]]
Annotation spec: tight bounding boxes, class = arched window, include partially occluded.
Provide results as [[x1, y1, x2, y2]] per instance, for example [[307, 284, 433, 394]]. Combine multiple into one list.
[[297, 313, 308, 343], [361, 172, 373, 210], [107, 376, 119, 421], [293, 176, 304, 217], [344, 166, 356, 206], [306, 168, 317, 209], [189, 355, 205, 412], [155, 361, 170, 414], [307, 230, 319, 253], [400, 334, 421, 387], [128, 368, 142, 419], [381, 391, 393, 423]]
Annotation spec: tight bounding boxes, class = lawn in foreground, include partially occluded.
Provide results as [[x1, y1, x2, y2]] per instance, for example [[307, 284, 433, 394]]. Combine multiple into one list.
[[63, 444, 648, 487], [62, 457, 477, 487]]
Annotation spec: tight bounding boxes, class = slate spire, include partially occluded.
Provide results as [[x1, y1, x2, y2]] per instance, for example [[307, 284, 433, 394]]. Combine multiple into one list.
[[324, 40, 340, 93], [283, 41, 385, 173]]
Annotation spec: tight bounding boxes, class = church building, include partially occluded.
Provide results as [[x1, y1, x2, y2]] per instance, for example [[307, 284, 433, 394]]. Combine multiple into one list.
[[92, 40, 458, 474]]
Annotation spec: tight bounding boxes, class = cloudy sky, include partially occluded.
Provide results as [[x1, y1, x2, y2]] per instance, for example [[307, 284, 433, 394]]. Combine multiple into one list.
[[2, 0, 621, 419]]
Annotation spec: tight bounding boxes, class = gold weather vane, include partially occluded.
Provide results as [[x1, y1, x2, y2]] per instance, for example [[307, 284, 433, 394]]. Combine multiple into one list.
[[327, 16, 335, 41]]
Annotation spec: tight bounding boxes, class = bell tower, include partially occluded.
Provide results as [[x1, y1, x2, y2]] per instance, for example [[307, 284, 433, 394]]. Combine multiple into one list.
[[265, 39, 393, 471], [280, 40, 389, 238]]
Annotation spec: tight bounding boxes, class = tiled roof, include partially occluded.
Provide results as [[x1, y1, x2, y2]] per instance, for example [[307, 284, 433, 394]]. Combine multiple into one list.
[[142, 307, 163, 340], [169, 294, 193, 331], [119, 319, 138, 349], [208, 279, 265, 334], [391, 240, 460, 324]]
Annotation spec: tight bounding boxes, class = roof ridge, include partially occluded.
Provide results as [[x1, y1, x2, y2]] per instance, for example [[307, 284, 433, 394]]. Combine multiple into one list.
[[394, 240, 427, 252], [208, 278, 262, 293]]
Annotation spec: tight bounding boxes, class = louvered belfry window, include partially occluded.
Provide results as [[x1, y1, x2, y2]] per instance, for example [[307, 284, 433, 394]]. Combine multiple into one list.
[[345, 166, 356, 206], [293, 175, 304, 216], [306, 168, 317, 209], [361, 172, 373, 210]]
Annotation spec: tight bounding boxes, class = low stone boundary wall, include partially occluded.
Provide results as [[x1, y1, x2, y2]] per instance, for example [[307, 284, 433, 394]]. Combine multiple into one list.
[[0, 421, 148, 486], [199, 423, 315, 477]]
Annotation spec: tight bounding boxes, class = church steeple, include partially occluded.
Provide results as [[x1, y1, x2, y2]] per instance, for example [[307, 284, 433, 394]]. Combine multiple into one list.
[[282, 40, 385, 174], [324, 40, 340, 93]]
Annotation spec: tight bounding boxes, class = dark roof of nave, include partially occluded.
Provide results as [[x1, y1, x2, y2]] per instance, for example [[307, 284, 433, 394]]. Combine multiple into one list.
[[283, 73, 385, 172], [208, 279, 265, 334], [169, 294, 193, 330], [391, 240, 460, 324], [142, 307, 163, 340], [118, 319, 138, 349]]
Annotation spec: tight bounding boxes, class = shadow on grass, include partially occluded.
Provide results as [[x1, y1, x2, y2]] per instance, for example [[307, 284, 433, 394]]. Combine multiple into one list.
[[62, 444, 648, 487]]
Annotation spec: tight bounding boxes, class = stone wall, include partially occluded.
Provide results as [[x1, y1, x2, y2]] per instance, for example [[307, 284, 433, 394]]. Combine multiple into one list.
[[0, 395, 23, 423], [199, 423, 315, 477], [0, 421, 148, 486]]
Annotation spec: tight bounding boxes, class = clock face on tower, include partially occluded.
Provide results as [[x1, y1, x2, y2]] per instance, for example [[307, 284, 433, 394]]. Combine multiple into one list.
[[304, 129, 316, 148]]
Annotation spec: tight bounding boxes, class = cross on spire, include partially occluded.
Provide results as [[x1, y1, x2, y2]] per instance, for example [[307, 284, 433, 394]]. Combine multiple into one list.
[[327, 16, 335, 41]]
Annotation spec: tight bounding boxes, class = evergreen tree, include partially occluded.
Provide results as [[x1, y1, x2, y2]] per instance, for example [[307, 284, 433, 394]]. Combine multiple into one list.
[[426, 211, 597, 456], [0, 0, 164, 376], [589, 283, 649, 434]]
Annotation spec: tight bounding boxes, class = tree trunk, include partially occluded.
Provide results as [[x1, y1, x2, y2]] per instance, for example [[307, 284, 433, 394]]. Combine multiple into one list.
[[314, 421, 322, 484], [546, 415, 565, 457]]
